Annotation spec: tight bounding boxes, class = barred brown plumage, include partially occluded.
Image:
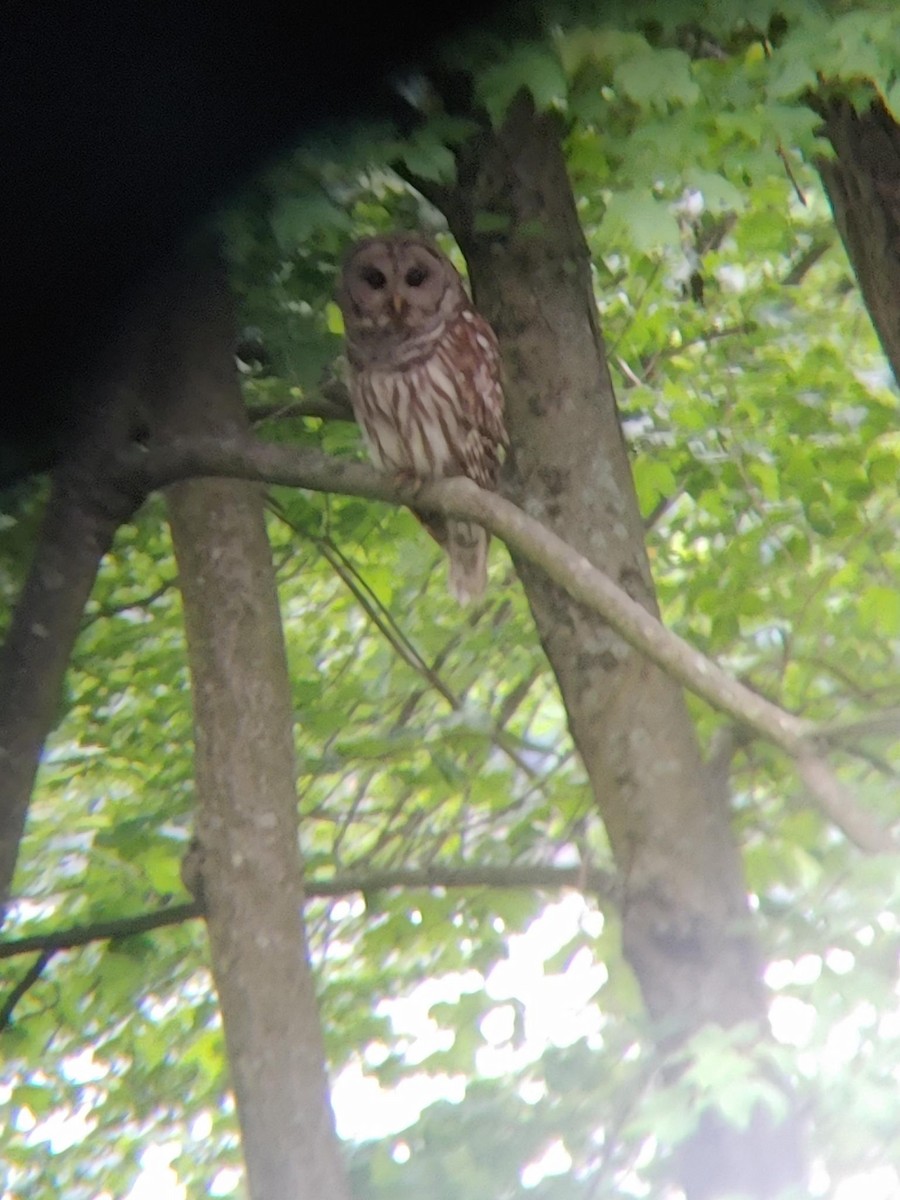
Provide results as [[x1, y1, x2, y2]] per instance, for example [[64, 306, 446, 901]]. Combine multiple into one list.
[[337, 232, 508, 603]]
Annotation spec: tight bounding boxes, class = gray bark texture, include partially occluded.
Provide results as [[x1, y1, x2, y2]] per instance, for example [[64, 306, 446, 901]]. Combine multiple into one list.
[[0, 313, 150, 922], [152, 244, 351, 1200], [436, 95, 806, 1197], [815, 96, 900, 384]]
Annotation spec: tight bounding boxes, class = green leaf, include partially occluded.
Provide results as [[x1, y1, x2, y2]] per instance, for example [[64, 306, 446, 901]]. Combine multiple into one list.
[[12, 1084, 56, 1118], [858, 586, 900, 636], [684, 168, 748, 214], [95, 943, 151, 1011], [557, 28, 649, 79], [398, 133, 457, 184], [600, 190, 682, 252], [477, 44, 568, 126], [270, 194, 351, 249], [614, 49, 699, 111], [766, 52, 818, 102], [325, 301, 345, 336], [634, 458, 678, 515]]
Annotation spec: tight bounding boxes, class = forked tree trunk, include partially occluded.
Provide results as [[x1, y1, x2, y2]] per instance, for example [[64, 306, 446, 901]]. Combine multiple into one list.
[[438, 96, 806, 1197], [151, 243, 351, 1200]]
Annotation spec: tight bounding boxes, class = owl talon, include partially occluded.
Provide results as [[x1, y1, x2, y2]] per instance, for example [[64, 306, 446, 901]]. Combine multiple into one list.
[[393, 469, 423, 496]]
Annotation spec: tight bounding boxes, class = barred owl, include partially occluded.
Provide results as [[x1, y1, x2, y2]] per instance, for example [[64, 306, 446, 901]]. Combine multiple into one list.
[[337, 232, 508, 604]]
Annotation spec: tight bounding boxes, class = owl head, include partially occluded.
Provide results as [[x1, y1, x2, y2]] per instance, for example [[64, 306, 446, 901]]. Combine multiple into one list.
[[337, 233, 467, 346]]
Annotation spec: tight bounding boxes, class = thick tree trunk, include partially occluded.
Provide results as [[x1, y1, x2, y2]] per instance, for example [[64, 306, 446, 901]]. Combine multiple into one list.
[[439, 96, 805, 1196], [152, 245, 351, 1200], [815, 96, 900, 383]]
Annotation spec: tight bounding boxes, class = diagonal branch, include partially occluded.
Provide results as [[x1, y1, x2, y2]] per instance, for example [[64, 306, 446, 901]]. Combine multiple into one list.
[[126, 435, 896, 853], [0, 949, 54, 1029], [269, 499, 548, 785], [310, 533, 542, 780]]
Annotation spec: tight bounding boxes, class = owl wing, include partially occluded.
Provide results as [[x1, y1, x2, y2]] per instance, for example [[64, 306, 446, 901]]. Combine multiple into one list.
[[442, 306, 508, 490]]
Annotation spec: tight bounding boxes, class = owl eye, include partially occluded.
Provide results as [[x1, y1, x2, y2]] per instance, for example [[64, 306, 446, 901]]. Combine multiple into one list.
[[361, 266, 387, 289], [405, 266, 428, 287]]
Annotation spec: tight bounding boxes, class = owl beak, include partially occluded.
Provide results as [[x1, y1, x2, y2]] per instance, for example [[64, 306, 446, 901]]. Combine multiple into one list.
[[392, 294, 407, 318]]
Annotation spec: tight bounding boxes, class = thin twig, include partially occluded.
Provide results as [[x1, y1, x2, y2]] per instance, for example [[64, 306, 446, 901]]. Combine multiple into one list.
[[815, 707, 900, 746], [269, 507, 542, 780], [81, 578, 176, 628], [0, 902, 202, 960], [777, 142, 808, 207], [782, 237, 832, 286], [0, 949, 54, 1028]]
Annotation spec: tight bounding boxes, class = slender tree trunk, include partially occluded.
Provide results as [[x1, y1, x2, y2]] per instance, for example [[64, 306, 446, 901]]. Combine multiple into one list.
[[151, 244, 351, 1200], [0, 327, 149, 922], [438, 96, 805, 1196], [814, 96, 900, 383]]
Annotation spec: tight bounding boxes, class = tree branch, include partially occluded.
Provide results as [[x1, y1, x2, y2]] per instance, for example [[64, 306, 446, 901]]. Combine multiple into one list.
[[816, 706, 900, 746], [782, 237, 833, 286], [0, 949, 54, 1028], [248, 378, 355, 426], [0, 902, 203, 959], [81, 577, 176, 628], [315, 863, 615, 900], [0, 864, 613, 963], [122, 435, 895, 853]]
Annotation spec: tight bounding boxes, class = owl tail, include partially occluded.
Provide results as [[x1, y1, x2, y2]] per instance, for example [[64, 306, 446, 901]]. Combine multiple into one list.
[[446, 520, 489, 605]]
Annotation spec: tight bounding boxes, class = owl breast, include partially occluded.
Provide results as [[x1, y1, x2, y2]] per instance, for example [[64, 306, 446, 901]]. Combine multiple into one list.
[[349, 307, 504, 495], [353, 355, 465, 479]]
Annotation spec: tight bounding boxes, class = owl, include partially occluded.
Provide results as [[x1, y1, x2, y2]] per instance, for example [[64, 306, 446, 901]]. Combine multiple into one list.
[[337, 232, 508, 604]]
